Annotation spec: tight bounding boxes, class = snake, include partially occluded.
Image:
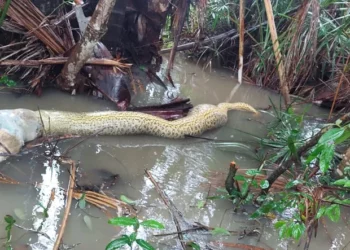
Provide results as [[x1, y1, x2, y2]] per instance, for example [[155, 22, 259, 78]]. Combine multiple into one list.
[[0, 102, 258, 162]]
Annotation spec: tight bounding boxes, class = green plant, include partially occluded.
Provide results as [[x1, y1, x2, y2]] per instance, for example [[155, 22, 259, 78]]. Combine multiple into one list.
[[306, 122, 350, 174], [105, 216, 165, 250], [0, 0, 11, 28], [3, 215, 15, 250], [210, 99, 350, 247], [0, 75, 16, 87]]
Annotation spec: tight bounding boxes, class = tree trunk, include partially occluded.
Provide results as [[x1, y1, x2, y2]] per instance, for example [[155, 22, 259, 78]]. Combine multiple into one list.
[[58, 0, 118, 91]]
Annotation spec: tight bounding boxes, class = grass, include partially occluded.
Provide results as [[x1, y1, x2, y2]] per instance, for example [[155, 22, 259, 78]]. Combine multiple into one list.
[[177, 0, 350, 108]]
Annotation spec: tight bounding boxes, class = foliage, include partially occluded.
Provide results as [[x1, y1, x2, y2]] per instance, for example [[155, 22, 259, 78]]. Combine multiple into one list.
[[105, 216, 165, 250], [0, 0, 11, 28], [4, 215, 15, 250], [37, 202, 49, 218], [0, 75, 16, 87], [210, 102, 350, 246], [120, 195, 137, 205], [180, 0, 350, 105]]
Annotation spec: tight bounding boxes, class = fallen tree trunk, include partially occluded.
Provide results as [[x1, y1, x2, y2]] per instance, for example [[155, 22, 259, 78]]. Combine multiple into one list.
[[160, 23, 267, 54], [0, 58, 131, 67], [161, 29, 238, 54]]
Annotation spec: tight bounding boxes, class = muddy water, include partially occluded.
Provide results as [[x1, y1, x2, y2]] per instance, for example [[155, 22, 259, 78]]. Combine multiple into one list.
[[0, 56, 348, 250]]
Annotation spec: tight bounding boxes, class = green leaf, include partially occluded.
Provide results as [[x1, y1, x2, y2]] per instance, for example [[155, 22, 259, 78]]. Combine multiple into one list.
[[333, 179, 347, 186], [187, 241, 201, 250], [335, 130, 350, 144], [0, 75, 16, 87], [260, 180, 269, 189], [245, 170, 261, 176], [287, 135, 297, 156], [251, 179, 258, 188], [136, 239, 155, 250], [319, 142, 335, 173], [250, 210, 262, 219], [284, 223, 293, 238], [129, 232, 137, 243], [120, 195, 137, 205], [319, 128, 344, 144], [139, 65, 147, 71], [292, 223, 305, 240], [241, 181, 249, 196], [335, 119, 342, 126], [79, 193, 86, 209], [233, 175, 246, 181], [108, 217, 138, 227], [140, 220, 165, 229], [285, 180, 303, 189], [105, 235, 130, 250], [316, 206, 327, 219], [4, 215, 15, 225], [344, 181, 350, 188], [306, 144, 325, 164], [278, 223, 287, 239], [274, 220, 286, 229], [325, 204, 340, 222], [197, 200, 205, 209], [83, 215, 93, 231], [260, 202, 274, 213], [211, 227, 231, 236]]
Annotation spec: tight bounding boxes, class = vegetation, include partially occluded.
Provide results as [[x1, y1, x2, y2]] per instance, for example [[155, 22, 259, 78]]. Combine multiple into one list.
[[0, 75, 16, 87], [174, 0, 350, 109], [105, 216, 165, 250], [3, 215, 15, 250], [211, 100, 350, 248]]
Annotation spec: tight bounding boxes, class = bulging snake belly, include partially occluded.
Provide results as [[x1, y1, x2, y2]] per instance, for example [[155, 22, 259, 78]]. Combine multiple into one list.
[[0, 102, 258, 162], [37, 102, 258, 138]]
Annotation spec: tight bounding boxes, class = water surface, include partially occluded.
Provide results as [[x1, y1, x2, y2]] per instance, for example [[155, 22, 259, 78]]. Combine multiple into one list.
[[0, 56, 347, 250]]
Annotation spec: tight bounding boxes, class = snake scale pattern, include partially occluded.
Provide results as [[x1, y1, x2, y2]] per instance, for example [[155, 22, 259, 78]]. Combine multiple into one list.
[[37, 102, 258, 138], [0, 102, 258, 163]]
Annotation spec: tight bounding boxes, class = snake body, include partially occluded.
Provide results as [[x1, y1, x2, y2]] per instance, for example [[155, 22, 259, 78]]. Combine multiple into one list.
[[38, 102, 258, 138], [0, 102, 258, 162]]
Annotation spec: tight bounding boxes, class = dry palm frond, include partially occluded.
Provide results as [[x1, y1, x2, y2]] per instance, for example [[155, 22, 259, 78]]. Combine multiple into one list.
[[0, 0, 66, 54], [0, 172, 21, 185], [72, 190, 136, 217], [0, 171, 135, 216]]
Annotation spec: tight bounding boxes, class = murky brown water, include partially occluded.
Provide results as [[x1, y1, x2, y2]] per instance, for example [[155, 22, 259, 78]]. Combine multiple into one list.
[[0, 56, 349, 250]]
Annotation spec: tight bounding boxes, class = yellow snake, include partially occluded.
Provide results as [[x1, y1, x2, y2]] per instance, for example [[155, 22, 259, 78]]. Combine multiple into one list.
[[0, 102, 258, 162], [37, 102, 258, 138]]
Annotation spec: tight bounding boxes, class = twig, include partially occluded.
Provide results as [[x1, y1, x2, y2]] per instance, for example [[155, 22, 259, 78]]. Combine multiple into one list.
[[0, 141, 11, 155], [154, 226, 204, 237], [61, 128, 107, 157], [14, 224, 52, 241], [209, 241, 268, 250], [25, 135, 81, 149], [53, 159, 76, 250], [145, 169, 186, 250]]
